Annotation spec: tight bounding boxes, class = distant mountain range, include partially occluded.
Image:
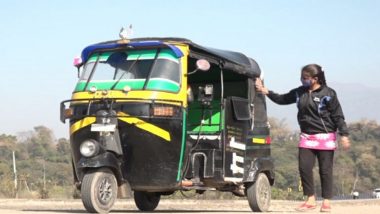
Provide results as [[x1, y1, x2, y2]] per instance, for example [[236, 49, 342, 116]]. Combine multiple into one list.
[[266, 82, 380, 130]]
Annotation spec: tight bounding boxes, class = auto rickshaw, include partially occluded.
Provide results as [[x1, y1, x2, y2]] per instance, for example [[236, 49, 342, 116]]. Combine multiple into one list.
[[60, 34, 274, 213]]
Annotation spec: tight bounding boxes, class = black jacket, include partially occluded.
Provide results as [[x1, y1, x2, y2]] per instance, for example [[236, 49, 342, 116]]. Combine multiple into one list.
[[267, 85, 349, 136]]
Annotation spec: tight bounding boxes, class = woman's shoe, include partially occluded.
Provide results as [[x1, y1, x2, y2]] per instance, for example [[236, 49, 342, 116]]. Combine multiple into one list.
[[320, 203, 331, 212], [295, 203, 317, 211]]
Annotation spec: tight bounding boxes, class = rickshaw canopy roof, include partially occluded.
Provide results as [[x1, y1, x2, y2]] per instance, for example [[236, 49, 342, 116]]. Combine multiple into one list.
[[80, 37, 261, 78]]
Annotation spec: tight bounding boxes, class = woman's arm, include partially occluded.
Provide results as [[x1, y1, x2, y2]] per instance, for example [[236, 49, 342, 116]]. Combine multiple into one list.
[[255, 78, 297, 105], [327, 89, 350, 150], [327, 90, 349, 136]]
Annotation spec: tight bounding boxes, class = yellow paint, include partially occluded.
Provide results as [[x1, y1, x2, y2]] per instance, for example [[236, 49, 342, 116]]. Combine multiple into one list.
[[117, 112, 171, 142], [71, 90, 183, 106], [178, 45, 189, 107], [70, 117, 96, 135], [69, 113, 172, 142], [252, 138, 266, 144]]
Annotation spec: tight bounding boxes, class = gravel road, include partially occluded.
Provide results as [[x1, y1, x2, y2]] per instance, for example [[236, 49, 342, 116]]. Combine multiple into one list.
[[0, 198, 379, 214]]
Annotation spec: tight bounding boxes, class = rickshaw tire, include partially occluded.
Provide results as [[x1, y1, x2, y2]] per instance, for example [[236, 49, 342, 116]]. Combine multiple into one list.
[[134, 191, 161, 211], [81, 168, 118, 214], [246, 172, 271, 212]]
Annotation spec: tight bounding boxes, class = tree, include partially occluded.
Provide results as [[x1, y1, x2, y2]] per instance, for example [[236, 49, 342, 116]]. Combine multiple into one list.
[[57, 138, 70, 155], [0, 134, 17, 157]]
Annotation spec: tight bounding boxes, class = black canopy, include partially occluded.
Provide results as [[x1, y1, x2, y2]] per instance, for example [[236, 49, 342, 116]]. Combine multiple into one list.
[[82, 37, 261, 78]]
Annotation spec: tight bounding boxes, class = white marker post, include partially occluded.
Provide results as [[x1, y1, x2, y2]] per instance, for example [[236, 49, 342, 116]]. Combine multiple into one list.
[[12, 151, 18, 198]]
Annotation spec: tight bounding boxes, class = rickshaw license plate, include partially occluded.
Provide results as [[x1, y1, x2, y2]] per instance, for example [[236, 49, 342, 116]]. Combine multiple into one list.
[[91, 124, 116, 132]]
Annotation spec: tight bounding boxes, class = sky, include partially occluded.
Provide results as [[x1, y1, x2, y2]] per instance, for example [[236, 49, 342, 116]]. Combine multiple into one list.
[[0, 0, 379, 139]]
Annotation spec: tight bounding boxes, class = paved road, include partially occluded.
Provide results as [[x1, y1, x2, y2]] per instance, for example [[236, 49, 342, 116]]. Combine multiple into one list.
[[0, 198, 380, 214]]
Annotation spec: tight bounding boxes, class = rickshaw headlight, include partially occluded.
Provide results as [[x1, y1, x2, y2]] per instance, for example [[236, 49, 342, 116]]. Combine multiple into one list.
[[79, 140, 99, 157]]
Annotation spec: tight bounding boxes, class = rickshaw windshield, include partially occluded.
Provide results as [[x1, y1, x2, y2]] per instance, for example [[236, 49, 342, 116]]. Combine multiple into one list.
[[75, 48, 181, 92]]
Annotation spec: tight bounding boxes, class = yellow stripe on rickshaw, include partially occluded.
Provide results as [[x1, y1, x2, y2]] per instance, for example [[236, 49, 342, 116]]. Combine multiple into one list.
[[70, 117, 96, 135], [252, 138, 266, 144], [117, 112, 171, 142]]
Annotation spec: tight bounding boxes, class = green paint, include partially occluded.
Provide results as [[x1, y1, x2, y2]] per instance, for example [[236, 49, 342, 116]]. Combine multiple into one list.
[[76, 48, 180, 93], [87, 49, 178, 63], [145, 79, 180, 92], [88, 52, 112, 62], [187, 101, 224, 133], [75, 79, 144, 91], [220, 107, 225, 131], [74, 78, 179, 92], [126, 49, 178, 61], [127, 50, 157, 60], [176, 109, 187, 181]]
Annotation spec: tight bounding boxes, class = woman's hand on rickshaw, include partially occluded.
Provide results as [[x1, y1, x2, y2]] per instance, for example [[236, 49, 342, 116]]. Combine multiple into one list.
[[255, 78, 269, 95]]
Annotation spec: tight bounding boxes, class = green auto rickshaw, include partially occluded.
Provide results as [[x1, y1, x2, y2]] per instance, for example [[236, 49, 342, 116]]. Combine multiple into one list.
[[60, 35, 274, 213]]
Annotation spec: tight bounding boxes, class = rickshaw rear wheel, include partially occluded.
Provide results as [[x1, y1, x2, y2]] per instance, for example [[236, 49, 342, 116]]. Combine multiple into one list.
[[246, 173, 271, 212], [134, 191, 161, 211], [81, 168, 118, 213]]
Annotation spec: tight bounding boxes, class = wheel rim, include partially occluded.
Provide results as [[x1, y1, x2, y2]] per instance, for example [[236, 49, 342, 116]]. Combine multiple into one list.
[[98, 177, 113, 205]]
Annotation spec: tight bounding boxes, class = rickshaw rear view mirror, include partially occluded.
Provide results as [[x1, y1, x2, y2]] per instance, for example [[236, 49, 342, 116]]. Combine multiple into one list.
[[187, 59, 210, 75], [73, 56, 82, 67], [196, 59, 210, 71], [73, 56, 83, 78]]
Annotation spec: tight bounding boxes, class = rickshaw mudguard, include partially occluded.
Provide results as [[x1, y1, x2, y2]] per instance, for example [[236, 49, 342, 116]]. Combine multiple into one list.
[[243, 156, 275, 184], [76, 152, 122, 181]]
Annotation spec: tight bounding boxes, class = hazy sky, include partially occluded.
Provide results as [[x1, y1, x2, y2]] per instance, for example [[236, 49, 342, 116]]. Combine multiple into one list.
[[0, 0, 379, 138]]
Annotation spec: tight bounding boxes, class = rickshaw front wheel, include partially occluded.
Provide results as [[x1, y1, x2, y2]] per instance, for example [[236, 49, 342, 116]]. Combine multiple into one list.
[[81, 168, 118, 213], [246, 173, 271, 212], [134, 191, 161, 211]]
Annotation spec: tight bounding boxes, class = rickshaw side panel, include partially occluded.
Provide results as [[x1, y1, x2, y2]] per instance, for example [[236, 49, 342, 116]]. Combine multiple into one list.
[[243, 89, 274, 184], [224, 96, 250, 178]]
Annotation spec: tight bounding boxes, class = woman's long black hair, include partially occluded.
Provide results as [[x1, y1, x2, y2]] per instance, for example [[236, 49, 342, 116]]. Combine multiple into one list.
[[301, 64, 327, 86]]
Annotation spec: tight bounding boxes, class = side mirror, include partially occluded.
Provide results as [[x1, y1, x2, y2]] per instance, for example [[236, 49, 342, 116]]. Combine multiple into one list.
[[73, 56, 82, 67], [187, 59, 210, 75], [196, 59, 210, 71], [73, 56, 82, 78]]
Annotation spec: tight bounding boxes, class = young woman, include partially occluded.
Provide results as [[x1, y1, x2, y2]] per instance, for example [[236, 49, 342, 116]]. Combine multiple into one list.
[[255, 64, 350, 212]]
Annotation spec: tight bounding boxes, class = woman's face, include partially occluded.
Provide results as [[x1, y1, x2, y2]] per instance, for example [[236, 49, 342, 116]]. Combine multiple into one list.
[[300, 71, 317, 88]]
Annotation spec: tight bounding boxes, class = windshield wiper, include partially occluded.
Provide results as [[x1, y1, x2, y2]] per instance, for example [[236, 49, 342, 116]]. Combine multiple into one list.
[[83, 54, 101, 91], [110, 55, 141, 90], [142, 48, 161, 90]]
